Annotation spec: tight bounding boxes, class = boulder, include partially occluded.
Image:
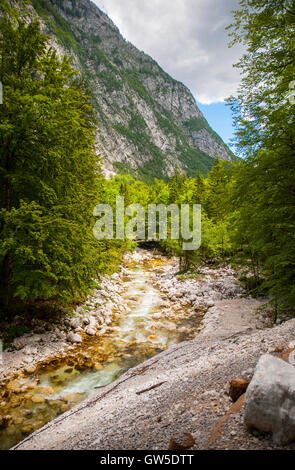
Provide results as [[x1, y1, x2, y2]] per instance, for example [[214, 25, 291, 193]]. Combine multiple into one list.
[[30, 396, 45, 404], [22, 345, 38, 355], [229, 378, 249, 402], [67, 332, 82, 344], [12, 338, 26, 351], [169, 433, 195, 450], [244, 354, 295, 444], [84, 326, 96, 336], [69, 317, 81, 330], [0, 415, 12, 429], [153, 313, 161, 320]]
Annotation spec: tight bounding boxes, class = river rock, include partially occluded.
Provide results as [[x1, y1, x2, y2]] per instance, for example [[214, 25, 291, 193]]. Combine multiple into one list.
[[244, 354, 295, 444], [153, 313, 161, 320], [12, 338, 26, 351], [84, 326, 96, 336], [21, 425, 34, 435], [169, 433, 195, 450], [67, 332, 82, 344], [69, 318, 82, 329], [229, 378, 249, 402], [63, 393, 83, 404], [22, 345, 38, 355], [0, 415, 12, 429], [30, 396, 45, 404]]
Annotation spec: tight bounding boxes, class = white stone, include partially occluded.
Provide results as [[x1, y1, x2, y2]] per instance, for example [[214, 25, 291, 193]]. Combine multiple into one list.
[[22, 346, 38, 355], [67, 332, 82, 344], [244, 354, 295, 445], [153, 313, 161, 320], [12, 338, 26, 351], [69, 317, 81, 329], [84, 326, 96, 336]]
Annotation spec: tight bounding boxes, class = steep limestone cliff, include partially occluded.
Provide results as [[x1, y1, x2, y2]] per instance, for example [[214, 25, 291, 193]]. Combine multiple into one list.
[[7, 0, 234, 181]]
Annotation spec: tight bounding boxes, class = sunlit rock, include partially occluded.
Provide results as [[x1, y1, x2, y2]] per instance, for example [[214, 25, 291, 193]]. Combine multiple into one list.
[[244, 354, 295, 444]]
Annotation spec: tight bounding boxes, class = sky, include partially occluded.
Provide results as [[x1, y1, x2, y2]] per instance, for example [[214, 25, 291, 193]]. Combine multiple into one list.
[[93, 0, 244, 147]]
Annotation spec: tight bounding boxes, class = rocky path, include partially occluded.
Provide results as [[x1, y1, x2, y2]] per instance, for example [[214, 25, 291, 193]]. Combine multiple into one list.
[[151, 257, 272, 337]]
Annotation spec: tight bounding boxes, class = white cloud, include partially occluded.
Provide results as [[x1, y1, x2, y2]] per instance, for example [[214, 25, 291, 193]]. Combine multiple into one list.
[[93, 0, 244, 104]]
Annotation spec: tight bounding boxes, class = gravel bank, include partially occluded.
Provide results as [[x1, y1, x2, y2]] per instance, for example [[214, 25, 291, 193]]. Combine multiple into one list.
[[0, 272, 127, 385]]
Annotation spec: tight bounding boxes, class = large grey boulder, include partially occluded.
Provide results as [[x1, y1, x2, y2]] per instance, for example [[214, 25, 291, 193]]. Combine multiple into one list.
[[244, 354, 295, 445]]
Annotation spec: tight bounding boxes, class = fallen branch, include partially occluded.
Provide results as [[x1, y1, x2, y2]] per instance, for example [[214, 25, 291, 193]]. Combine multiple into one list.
[[136, 381, 166, 395]]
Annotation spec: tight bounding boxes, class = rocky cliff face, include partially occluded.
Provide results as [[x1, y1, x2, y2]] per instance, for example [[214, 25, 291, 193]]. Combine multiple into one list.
[[11, 0, 233, 181]]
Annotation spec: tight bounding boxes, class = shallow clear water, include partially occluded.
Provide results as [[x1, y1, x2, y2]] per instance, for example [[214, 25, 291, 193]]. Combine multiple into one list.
[[0, 256, 200, 450]]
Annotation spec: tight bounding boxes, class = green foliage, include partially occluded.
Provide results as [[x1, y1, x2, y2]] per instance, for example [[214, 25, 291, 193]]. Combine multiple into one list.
[[0, 0, 16, 16], [108, 160, 234, 266], [201, 216, 231, 259], [178, 146, 215, 177], [183, 117, 209, 132], [98, 70, 121, 93], [30, 0, 79, 52], [128, 113, 147, 132], [0, 17, 102, 311], [226, 0, 295, 314], [4, 0, 294, 328], [155, 112, 185, 141]]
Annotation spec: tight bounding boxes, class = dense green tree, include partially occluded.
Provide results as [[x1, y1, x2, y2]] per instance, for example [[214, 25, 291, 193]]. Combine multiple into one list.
[[227, 0, 295, 313], [191, 172, 206, 205], [0, 17, 101, 312], [227, 0, 295, 154], [204, 159, 232, 222]]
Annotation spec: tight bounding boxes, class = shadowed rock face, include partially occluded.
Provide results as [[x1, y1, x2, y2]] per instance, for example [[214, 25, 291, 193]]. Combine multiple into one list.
[[17, 0, 233, 181]]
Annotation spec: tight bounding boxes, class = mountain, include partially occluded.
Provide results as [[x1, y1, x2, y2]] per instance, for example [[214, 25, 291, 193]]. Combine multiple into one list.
[[6, 0, 234, 182]]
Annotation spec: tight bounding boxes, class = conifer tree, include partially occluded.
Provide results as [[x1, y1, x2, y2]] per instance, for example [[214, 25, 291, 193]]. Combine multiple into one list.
[[0, 17, 100, 312], [228, 0, 295, 312]]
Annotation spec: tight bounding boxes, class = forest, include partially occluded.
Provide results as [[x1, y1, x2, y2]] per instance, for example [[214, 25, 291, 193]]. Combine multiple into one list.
[[0, 0, 295, 324]]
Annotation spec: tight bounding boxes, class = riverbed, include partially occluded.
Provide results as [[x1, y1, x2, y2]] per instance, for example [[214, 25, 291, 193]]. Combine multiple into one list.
[[0, 251, 201, 450]]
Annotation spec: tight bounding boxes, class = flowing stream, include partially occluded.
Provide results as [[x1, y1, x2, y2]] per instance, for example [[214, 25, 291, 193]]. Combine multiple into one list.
[[0, 253, 200, 450]]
